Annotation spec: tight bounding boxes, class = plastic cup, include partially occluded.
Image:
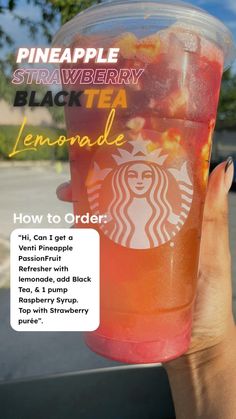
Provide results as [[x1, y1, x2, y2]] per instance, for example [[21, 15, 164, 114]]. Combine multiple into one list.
[[53, 0, 235, 363]]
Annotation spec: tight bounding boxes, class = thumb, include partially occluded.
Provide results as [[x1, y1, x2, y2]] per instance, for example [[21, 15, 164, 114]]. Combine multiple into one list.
[[56, 181, 72, 202], [200, 157, 234, 275], [205, 157, 234, 213]]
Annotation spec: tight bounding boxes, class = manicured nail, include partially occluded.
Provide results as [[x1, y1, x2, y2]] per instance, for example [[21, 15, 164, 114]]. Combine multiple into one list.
[[225, 156, 233, 172], [224, 157, 234, 192]]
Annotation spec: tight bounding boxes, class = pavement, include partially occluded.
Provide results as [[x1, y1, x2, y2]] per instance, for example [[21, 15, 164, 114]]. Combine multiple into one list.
[[0, 163, 120, 382], [0, 163, 236, 382], [0, 289, 120, 382], [0, 162, 72, 241], [0, 162, 72, 287]]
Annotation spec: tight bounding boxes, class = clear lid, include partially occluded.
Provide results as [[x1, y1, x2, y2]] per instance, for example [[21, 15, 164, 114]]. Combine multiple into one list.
[[53, 0, 236, 69]]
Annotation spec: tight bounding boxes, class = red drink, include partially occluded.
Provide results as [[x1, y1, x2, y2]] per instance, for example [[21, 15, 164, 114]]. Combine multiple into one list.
[[54, 1, 235, 363]]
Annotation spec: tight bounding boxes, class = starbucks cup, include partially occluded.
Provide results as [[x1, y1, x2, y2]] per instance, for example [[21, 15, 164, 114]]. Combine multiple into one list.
[[53, 0, 235, 363]]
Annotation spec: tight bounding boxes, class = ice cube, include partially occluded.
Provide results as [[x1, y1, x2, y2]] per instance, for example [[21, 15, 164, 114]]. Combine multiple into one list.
[[201, 38, 224, 64], [175, 30, 200, 53]]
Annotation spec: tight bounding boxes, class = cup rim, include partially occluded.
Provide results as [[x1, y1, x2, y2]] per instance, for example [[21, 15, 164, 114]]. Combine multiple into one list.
[[52, 0, 236, 70]]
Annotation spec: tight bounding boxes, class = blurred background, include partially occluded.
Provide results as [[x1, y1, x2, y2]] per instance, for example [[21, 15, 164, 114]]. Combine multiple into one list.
[[0, 0, 235, 383]]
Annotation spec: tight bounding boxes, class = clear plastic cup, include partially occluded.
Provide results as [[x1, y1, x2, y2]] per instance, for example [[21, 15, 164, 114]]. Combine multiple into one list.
[[53, 0, 235, 363]]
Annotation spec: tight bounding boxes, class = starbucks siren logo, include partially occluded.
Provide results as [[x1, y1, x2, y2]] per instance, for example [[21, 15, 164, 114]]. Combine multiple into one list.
[[86, 135, 193, 249]]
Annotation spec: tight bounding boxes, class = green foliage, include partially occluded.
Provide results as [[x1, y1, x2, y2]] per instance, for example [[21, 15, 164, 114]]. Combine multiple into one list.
[[0, 0, 99, 43], [217, 69, 236, 128], [0, 125, 68, 160], [0, 1, 96, 125], [0, 56, 17, 103], [0, 67, 65, 125], [36, 0, 100, 25]]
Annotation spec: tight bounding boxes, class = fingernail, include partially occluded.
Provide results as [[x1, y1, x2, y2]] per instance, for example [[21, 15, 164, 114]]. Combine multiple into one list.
[[224, 157, 234, 192]]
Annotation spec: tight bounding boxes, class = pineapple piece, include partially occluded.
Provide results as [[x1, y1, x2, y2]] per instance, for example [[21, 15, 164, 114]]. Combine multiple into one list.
[[136, 34, 161, 63], [161, 128, 182, 154], [201, 142, 211, 186], [166, 88, 189, 117], [113, 32, 137, 59], [201, 143, 211, 160], [126, 117, 145, 132]]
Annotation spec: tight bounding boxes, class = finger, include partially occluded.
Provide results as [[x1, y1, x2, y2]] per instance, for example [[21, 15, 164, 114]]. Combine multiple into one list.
[[200, 157, 234, 275], [205, 157, 234, 209], [203, 157, 233, 228], [56, 181, 72, 202]]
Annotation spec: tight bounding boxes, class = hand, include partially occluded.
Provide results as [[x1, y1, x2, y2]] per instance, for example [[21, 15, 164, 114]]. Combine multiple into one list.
[[164, 158, 235, 419], [57, 159, 235, 419], [185, 157, 235, 355]]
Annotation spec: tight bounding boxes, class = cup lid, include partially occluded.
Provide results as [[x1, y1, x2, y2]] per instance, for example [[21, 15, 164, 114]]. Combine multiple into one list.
[[53, 0, 236, 69]]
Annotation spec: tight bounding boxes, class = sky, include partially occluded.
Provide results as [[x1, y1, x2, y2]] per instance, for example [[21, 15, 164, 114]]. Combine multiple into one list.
[[0, 0, 59, 50], [195, 0, 236, 31], [0, 0, 236, 67]]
